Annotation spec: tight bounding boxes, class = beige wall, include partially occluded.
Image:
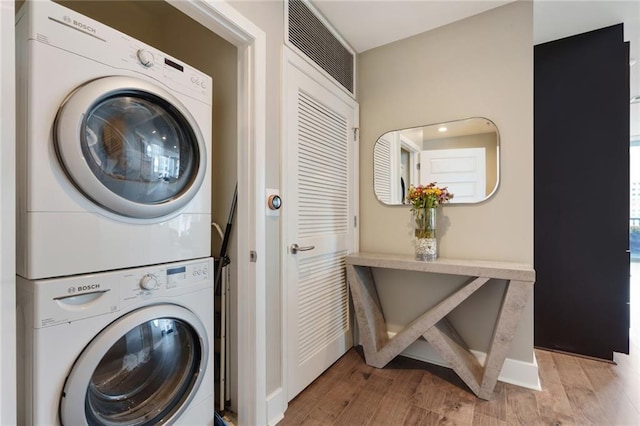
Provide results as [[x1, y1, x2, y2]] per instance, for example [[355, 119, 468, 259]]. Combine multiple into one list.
[[358, 1, 534, 361]]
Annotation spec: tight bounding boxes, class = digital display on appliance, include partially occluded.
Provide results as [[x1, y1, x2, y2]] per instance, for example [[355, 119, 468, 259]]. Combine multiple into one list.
[[164, 58, 184, 72], [167, 266, 186, 276], [167, 266, 186, 283]]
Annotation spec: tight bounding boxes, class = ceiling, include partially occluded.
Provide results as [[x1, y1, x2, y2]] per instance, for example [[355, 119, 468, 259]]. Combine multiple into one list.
[[311, 0, 640, 138], [311, 0, 515, 53]]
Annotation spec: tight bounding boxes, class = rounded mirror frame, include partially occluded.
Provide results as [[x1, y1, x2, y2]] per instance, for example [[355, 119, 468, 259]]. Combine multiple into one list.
[[373, 117, 500, 205]]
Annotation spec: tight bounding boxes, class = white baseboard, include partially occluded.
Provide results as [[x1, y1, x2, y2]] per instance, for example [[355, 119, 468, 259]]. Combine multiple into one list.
[[266, 387, 286, 426], [392, 334, 541, 391]]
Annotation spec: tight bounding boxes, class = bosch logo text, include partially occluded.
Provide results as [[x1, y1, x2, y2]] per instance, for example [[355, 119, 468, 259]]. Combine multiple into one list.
[[62, 16, 96, 34], [69, 284, 101, 293]]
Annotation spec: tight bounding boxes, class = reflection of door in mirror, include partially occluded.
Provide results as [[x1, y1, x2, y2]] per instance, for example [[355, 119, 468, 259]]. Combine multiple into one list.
[[373, 135, 393, 204], [419, 148, 486, 203], [374, 133, 419, 204]]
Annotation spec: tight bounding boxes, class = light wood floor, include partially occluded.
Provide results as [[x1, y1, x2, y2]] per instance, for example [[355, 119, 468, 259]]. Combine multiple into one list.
[[279, 263, 640, 425], [278, 346, 640, 426]]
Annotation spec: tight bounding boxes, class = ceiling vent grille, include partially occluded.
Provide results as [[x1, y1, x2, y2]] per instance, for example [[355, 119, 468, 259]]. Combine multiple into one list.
[[287, 0, 355, 94]]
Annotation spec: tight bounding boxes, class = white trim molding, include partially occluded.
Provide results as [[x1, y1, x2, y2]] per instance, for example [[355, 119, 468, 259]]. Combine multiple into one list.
[[266, 387, 286, 426], [0, 1, 17, 424]]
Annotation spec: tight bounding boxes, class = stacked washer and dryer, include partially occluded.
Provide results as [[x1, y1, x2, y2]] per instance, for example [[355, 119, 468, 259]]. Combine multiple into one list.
[[15, 1, 216, 424]]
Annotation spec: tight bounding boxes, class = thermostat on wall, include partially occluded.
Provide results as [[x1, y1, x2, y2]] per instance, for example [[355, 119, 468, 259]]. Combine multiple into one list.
[[266, 188, 281, 216]]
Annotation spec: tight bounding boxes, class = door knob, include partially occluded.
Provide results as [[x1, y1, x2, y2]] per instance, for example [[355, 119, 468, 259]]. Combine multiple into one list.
[[290, 243, 315, 254]]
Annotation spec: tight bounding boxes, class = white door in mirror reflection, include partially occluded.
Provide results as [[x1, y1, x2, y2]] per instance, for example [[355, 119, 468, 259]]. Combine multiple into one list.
[[419, 147, 486, 203]]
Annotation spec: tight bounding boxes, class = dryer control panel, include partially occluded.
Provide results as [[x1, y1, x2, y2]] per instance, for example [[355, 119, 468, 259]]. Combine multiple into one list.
[[18, 0, 212, 104]]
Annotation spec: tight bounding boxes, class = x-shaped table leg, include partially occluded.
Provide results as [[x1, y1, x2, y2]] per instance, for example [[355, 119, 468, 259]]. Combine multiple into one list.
[[346, 264, 533, 400]]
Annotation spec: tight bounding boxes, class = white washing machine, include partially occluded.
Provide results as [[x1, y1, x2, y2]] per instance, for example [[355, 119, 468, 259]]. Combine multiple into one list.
[[15, 1, 213, 279], [17, 257, 215, 426]]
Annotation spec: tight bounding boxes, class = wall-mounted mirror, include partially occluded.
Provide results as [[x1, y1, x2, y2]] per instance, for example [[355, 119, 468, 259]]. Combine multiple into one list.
[[373, 117, 500, 205]]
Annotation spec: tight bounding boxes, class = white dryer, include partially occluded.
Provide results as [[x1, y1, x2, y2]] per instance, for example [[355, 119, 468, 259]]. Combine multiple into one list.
[[16, 1, 213, 279], [17, 257, 215, 426]]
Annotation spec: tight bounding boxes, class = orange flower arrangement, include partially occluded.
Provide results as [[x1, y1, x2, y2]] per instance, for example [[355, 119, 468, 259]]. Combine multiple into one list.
[[406, 182, 454, 211]]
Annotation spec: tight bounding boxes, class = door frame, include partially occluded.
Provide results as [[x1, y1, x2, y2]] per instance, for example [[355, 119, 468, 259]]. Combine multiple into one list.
[[1, 1, 268, 424], [161, 2, 268, 424], [0, 1, 17, 424], [280, 46, 359, 410]]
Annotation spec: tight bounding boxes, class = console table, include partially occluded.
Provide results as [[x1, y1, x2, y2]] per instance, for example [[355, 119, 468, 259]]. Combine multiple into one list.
[[345, 252, 535, 400]]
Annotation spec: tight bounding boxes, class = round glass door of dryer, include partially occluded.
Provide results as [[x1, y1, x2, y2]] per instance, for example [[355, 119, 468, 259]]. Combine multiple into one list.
[[54, 76, 207, 219], [60, 305, 209, 425], [83, 95, 197, 204]]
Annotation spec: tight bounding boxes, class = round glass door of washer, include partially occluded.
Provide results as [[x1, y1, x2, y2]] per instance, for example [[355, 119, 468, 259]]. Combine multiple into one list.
[[54, 76, 207, 219], [60, 306, 209, 426]]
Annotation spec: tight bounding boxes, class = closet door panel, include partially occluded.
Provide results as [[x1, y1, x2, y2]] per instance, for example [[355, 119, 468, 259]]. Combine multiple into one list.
[[534, 24, 630, 360]]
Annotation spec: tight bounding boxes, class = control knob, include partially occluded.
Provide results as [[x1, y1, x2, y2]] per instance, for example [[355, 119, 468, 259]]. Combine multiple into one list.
[[136, 49, 155, 68], [140, 274, 159, 290]]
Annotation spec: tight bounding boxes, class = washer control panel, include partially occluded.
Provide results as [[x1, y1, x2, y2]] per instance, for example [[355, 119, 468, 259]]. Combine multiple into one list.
[[122, 258, 212, 304], [22, 257, 213, 328]]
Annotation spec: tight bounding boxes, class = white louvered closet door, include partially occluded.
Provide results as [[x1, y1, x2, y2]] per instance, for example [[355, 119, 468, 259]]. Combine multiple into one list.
[[283, 56, 358, 401]]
